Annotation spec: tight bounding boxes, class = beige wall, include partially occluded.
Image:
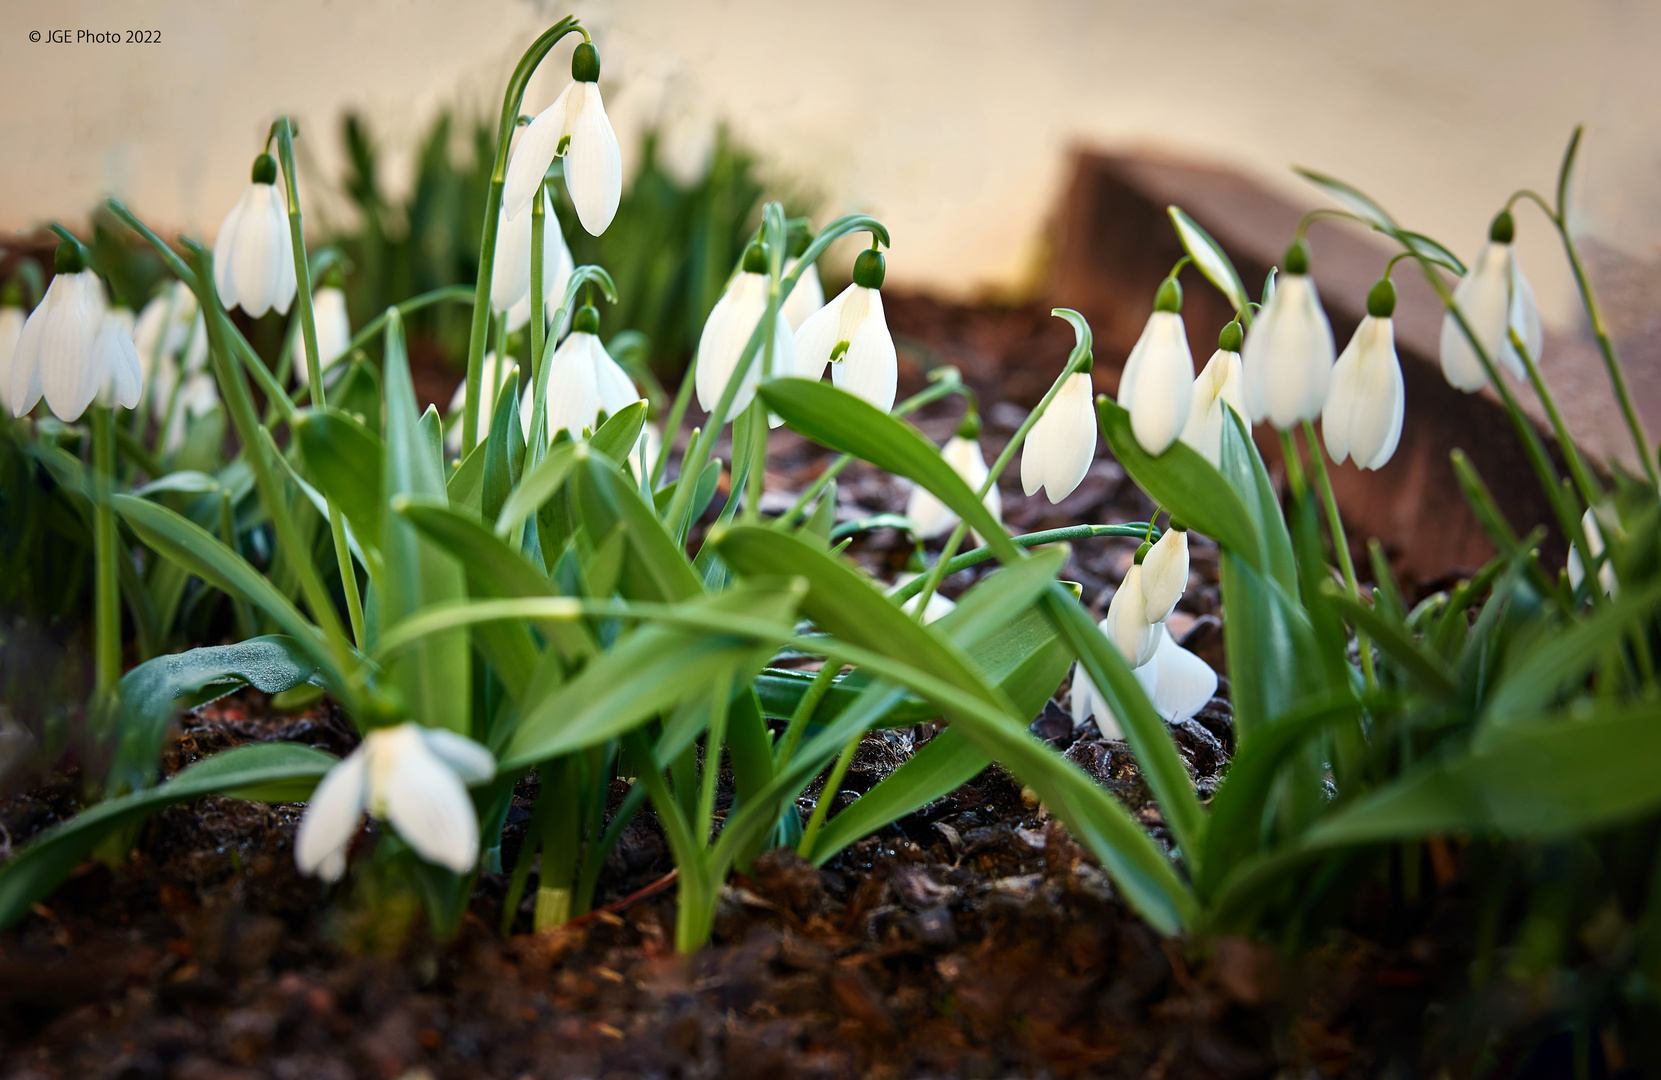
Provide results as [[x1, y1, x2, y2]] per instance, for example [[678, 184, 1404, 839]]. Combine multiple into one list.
[[2, 0, 1656, 324]]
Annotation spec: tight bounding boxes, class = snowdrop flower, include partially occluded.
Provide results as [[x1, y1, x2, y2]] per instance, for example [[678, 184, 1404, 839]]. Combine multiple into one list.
[[10, 243, 141, 420], [628, 422, 663, 481], [1180, 322, 1246, 467], [793, 247, 897, 414], [160, 370, 219, 455], [292, 284, 352, 386], [213, 154, 296, 318], [294, 722, 496, 882], [134, 283, 208, 401], [445, 352, 522, 455], [1242, 240, 1335, 430], [1566, 507, 1618, 598], [0, 292, 24, 415], [502, 41, 621, 236], [891, 571, 956, 624], [695, 241, 794, 420], [1323, 278, 1406, 470], [1020, 361, 1097, 503], [1117, 278, 1194, 455], [1106, 554, 1161, 669], [781, 248, 826, 331], [1071, 626, 1218, 739], [1439, 210, 1542, 391], [493, 189, 576, 333], [1139, 525, 1189, 626], [530, 305, 641, 441], [905, 414, 1002, 543]]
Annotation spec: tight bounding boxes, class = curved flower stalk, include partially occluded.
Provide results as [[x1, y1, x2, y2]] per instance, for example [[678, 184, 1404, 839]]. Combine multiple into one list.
[[1118, 277, 1194, 455], [1438, 210, 1542, 391], [905, 414, 1001, 543], [794, 247, 897, 415], [213, 154, 297, 318], [502, 41, 621, 236], [1180, 322, 1245, 467], [295, 723, 496, 882], [1021, 360, 1097, 503], [292, 284, 352, 385], [10, 244, 141, 421], [1566, 507, 1618, 598], [1323, 278, 1405, 470], [530, 304, 641, 441], [1242, 240, 1335, 430], [695, 241, 794, 419], [494, 188, 576, 333]]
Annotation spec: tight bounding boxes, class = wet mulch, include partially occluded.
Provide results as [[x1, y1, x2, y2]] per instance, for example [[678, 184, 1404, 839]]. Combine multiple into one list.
[[0, 293, 1490, 1078]]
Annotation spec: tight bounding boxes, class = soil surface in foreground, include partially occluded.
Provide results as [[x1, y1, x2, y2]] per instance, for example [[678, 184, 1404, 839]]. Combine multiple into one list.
[[1, 294, 1524, 1078]]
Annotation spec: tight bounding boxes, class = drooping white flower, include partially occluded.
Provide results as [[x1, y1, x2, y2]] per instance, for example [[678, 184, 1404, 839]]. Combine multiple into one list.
[[10, 247, 142, 420], [160, 369, 220, 455], [1072, 626, 1218, 738], [593, 334, 643, 422], [906, 420, 1002, 543], [891, 572, 956, 624], [294, 722, 495, 882], [0, 302, 25, 415], [445, 352, 522, 455], [1566, 507, 1618, 598], [502, 42, 621, 236], [695, 244, 794, 421], [213, 154, 297, 318], [292, 285, 353, 386], [1180, 324, 1246, 467], [493, 189, 576, 333], [134, 281, 207, 393], [793, 248, 897, 415], [1323, 280, 1405, 470], [1117, 280, 1194, 455], [1242, 241, 1335, 430], [1438, 212, 1542, 391], [535, 313, 608, 441], [1106, 562, 1161, 668], [781, 255, 826, 331], [1139, 526, 1189, 625], [1020, 369, 1097, 503]]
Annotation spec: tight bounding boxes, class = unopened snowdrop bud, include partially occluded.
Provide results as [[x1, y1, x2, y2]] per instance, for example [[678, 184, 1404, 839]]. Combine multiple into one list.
[[493, 188, 575, 331], [793, 246, 897, 413], [502, 41, 622, 235], [213, 153, 297, 318], [1566, 507, 1618, 598], [695, 241, 794, 419], [11, 242, 141, 420], [1139, 524, 1189, 625], [780, 232, 826, 330], [1020, 357, 1097, 503], [905, 413, 1002, 542], [1242, 240, 1336, 430], [1118, 277, 1195, 455], [1323, 278, 1405, 470], [0, 286, 23, 415], [294, 283, 352, 385], [1438, 210, 1542, 391], [294, 722, 496, 882], [1179, 323, 1245, 466]]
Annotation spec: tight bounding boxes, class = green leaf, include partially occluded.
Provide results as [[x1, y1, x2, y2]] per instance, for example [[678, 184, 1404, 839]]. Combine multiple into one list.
[[806, 728, 984, 862], [294, 408, 384, 566], [1321, 586, 1458, 697], [573, 448, 703, 603], [0, 743, 337, 929], [380, 314, 470, 734], [590, 400, 648, 465], [1293, 167, 1398, 230], [758, 378, 1021, 565], [1394, 230, 1466, 276], [480, 372, 525, 527], [108, 637, 323, 796], [753, 668, 938, 727], [1097, 398, 1260, 569], [1167, 206, 1247, 313], [133, 471, 219, 497], [495, 440, 578, 538]]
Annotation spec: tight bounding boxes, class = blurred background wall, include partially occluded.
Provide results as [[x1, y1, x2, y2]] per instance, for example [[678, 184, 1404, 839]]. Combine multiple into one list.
[[1, 0, 1656, 325]]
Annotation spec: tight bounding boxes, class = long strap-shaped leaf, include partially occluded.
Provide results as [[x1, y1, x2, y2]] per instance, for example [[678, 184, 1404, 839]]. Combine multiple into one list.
[[0, 743, 337, 929]]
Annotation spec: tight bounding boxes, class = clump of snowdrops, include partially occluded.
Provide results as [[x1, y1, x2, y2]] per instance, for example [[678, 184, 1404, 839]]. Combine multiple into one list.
[[1, 19, 1659, 992]]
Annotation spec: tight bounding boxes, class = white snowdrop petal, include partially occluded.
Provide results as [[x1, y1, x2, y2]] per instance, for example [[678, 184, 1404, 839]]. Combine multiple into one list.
[[830, 290, 896, 414], [789, 286, 849, 383], [1140, 528, 1189, 625], [212, 192, 248, 307], [1149, 632, 1218, 723], [567, 86, 623, 236], [271, 187, 297, 317], [382, 737, 482, 875], [1122, 312, 1194, 455], [1439, 244, 1511, 391], [502, 85, 572, 222], [1347, 318, 1403, 470], [491, 202, 533, 313], [1505, 258, 1543, 377], [695, 275, 766, 417], [40, 275, 103, 421], [592, 337, 641, 417], [418, 727, 497, 786], [102, 318, 144, 409], [1322, 326, 1365, 465], [542, 332, 601, 438], [1025, 373, 1097, 503], [781, 259, 826, 330], [294, 749, 370, 880]]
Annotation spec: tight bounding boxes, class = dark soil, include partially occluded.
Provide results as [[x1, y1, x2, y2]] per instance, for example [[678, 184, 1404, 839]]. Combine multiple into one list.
[[0, 293, 1545, 1078]]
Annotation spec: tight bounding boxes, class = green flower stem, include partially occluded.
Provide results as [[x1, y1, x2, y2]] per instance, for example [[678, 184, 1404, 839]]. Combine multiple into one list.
[[621, 730, 715, 954], [1301, 420, 1377, 693], [909, 308, 1093, 620], [663, 213, 890, 542], [888, 524, 1154, 605], [219, 491, 257, 641], [493, 312, 508, 407], [532, 757, 584, 931], [772, 662, 841, 771], [111, 424, 163, 481], [530, 181, 547, 401], [463, 17, 588, 454], [1508, 325, 1602, 509], [273, 118, 367, 649], [696, 672, 734, 842], [798, 731, 861, 857], [187, 243, 356, 681], [343, 285, 477, 357], [742, 206, 789, 524], [772, 370, 966, 531], [89, 406, 121, 694], [652, 354, 698, 487]]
